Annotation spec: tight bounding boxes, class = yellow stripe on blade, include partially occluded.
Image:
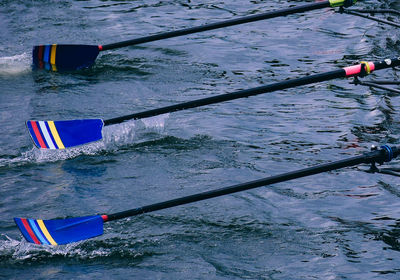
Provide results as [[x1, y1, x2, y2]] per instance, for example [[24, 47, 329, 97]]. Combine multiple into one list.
[[48, 121, 65, 149], [37, 220, 58, 245], [50, 44, 58, 71]]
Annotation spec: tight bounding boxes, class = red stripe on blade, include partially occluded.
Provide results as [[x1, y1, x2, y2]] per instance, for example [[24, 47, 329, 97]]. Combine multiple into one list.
[[38, 46, 44, 68], [30, 121, 47, 148], [21, 219, 41, 244]]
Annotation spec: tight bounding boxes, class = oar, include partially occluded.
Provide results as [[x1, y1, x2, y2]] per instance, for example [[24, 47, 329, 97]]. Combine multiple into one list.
[[26, 57, 400, 150], [14, 145, 398, 245], [33, 0, 357, 71], [341, 9, 400, 28]]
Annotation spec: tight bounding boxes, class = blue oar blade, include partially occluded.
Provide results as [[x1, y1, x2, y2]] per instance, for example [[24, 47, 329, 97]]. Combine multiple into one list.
[[26, 119, 104, 149], [32, 44, 100, 71], [14, 215, 104, 245]]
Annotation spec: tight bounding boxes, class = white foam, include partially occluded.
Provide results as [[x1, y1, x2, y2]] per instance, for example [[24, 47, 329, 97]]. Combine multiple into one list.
[[0, 235, 85, 261], [102, 114, 169, 148], [0, 53, 31, 76], [0, 234, 131, 262], [0, 142, 106, 168], [141, 113, 169, 131]]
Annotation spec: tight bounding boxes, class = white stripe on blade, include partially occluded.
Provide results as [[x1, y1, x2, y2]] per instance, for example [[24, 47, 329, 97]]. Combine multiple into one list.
[[38, 121, 56, 149]]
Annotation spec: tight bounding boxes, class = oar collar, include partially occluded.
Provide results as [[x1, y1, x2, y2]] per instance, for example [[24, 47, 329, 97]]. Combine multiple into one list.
[[330, 0, 356, 7], [380, 145, 395, 163]]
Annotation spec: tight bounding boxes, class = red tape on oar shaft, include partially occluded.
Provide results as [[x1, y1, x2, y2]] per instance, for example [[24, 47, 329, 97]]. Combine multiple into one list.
[[344, 62, 375, 76]]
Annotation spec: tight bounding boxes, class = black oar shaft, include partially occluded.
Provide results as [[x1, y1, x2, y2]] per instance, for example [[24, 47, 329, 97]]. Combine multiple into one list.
[[106, 146, 399, 222], [357, 81, 400, 94], [101, 1, 330, 51], [104, 69, 345, 125], [103, 57, 400, 126], [345, 8, 400, 16], [343, 10, 400, 28]]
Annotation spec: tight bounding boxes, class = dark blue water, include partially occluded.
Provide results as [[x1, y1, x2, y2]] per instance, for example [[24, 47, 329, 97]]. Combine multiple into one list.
[[1, 0, 400, 279]]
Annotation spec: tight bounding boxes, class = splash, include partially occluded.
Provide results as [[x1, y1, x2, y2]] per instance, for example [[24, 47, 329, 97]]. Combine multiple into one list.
[[102, 114, 169, 148], [0, 234, 147, 263], [140, 113, 168, 132], [0, 53, 31, 76], [0, 142, 106, 168], [0, 114, 170, 167], [0, 235, 87, 263]]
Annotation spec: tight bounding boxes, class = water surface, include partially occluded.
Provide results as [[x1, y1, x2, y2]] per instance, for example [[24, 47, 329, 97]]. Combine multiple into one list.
[[1, 0, 400, 279]]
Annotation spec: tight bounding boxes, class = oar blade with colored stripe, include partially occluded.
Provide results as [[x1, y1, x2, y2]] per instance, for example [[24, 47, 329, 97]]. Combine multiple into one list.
[[32, 44, 100, 71], [26, 119, 104, 149], [14, 216, 104, 245]]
